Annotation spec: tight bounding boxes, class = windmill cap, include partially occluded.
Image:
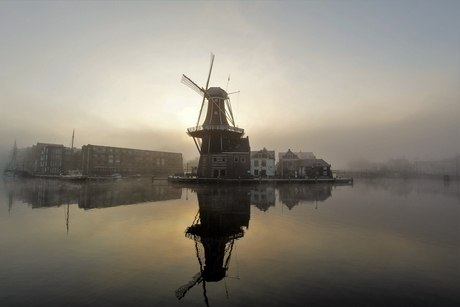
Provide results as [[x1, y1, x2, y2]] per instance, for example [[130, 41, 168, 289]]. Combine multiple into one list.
[[207, 87, 228, 98]]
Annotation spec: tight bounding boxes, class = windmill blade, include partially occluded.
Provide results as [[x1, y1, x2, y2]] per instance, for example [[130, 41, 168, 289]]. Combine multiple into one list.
[[205, 53, 215, 91], [181, 75, 205, 97], [175, 272, 203, 300], [197, 53, 215, 126], [196, 95, 207, 127], [226, 98, 236, 126]]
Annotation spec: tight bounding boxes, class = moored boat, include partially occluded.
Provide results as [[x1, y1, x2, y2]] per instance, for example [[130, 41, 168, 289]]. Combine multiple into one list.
[[60, 169, 87, 181]]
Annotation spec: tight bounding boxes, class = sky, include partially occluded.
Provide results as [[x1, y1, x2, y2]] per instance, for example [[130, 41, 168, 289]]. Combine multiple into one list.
[[1, 0, 459, 169]]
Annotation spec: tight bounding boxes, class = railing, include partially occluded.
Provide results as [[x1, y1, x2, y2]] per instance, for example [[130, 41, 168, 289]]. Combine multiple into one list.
[[187, 125, 244, 134]]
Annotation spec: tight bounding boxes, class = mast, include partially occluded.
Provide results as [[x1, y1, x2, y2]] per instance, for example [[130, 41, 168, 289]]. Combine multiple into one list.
[[11, 140, 18, 171], [69, 129, 75, 171]]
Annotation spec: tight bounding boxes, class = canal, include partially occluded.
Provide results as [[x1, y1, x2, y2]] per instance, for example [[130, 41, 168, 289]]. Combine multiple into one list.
[[0, 177, 458, 306]]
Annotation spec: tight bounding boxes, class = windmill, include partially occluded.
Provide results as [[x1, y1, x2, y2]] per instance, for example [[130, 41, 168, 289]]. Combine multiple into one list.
[[181, 54, 251, 179]]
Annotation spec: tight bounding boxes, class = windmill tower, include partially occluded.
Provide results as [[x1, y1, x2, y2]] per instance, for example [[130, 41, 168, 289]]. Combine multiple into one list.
[[182, 54, 251, 179]]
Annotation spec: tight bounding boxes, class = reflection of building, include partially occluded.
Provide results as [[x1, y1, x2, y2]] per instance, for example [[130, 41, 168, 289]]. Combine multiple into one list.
[[176, 186, 251, 301], [15, 179, 81, 208], [81, 145, 183, 177], [251, 148, 275, 178], [278, 185, 332, 210], [250, 186, 276, 212], [11, 179, 181, 209], [79, 181, 181, 209]]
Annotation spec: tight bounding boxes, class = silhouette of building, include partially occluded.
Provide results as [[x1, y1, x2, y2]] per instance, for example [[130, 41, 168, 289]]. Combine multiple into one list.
[[183, 55, 251, 179], [278, 149, 332, 178], [81, 144, 183, 177]]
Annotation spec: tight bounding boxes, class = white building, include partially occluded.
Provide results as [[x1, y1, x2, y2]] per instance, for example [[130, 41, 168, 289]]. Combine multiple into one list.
[[250, 148, 276, 178]]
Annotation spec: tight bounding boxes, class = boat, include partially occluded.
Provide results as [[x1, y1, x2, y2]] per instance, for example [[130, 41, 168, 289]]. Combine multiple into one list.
[[2, 140, 20, 178], [60, 129, 87, 181], [60, 169, 87, 181]]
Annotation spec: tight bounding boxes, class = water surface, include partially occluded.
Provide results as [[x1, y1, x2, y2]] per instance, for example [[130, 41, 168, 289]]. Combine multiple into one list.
[[0, 178, 458, 306]]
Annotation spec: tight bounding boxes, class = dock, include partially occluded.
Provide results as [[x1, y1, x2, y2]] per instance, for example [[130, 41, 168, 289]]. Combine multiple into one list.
[[168, 176, 353, 185]]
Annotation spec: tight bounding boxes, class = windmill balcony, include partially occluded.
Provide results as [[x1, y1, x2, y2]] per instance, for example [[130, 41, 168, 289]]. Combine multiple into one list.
[[187, 125, 244, 137]]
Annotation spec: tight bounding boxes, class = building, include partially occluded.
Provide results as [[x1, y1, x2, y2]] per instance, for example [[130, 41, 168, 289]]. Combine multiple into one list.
[[187, 87, 251, 179], [298, 159, 333, 178], [278, 149, 302, 178], [81, 144, 183, 177], [278, 150, 315, 161], [39, 144, 65, 174], [250, 148, 276, 178], [36, 144, 82, 175], [277, 149, 332, 178]]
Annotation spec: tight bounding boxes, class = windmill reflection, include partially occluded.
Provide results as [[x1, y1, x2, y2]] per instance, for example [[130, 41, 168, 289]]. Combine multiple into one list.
[[176, 186, 251, 304]]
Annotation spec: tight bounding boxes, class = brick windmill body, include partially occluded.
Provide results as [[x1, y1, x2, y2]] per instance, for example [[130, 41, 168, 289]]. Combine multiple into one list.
[[182, 54, 251, 179]]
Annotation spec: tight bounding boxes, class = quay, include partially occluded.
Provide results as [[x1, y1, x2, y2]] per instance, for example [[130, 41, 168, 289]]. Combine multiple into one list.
[[168, 176, 354, 185]]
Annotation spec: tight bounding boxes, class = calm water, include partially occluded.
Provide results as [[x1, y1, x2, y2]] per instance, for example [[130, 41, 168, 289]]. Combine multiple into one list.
[[0, 178, 458, 307]]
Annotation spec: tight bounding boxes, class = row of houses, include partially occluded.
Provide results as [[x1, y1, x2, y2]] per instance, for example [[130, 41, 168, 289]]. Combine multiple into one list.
[[250, 148, 333, 179], [16, 142, 183, 177], [13, 141, 331, 179]]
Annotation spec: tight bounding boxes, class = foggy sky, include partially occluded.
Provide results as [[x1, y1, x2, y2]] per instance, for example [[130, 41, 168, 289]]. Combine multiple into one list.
[[1, 0, 459, 169]]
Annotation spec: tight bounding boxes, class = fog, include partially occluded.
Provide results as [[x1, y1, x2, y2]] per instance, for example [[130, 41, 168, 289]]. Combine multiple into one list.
[[1, 1, 459, 170]]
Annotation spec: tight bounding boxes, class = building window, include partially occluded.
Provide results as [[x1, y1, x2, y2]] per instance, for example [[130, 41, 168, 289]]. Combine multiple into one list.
[[261, 160, 266, 167], [254, 170, 259, 176], [234, 157, 239, 163], [241, 157, 245, 163], [254, 160, 259, 167]]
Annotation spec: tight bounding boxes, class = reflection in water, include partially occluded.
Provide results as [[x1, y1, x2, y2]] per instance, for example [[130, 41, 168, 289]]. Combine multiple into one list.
[[3, 179, 17, 213], [277, 185, 332, 210], [3, 179, 182, 210], [79, 181, 181, 209], [176, 186, 251, 305], [250, 186, 275, 211], [2, 179, 182, 234], [1, 178, 458, 306]]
